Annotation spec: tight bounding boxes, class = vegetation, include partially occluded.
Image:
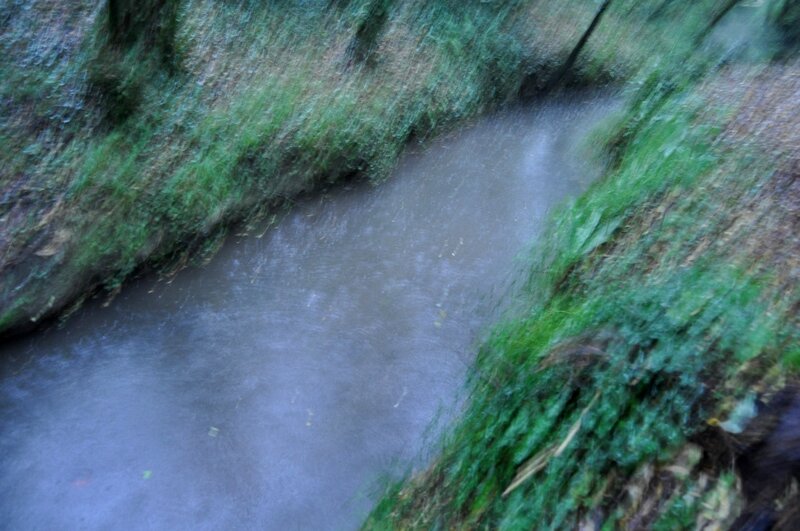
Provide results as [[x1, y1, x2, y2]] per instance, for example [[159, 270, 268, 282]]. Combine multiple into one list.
[[368, 69, 800, 527], [2, 0, 799, 527], [0, 0, 741, 335], [367, 2, 800, 528], [768, 0, 800, 52]]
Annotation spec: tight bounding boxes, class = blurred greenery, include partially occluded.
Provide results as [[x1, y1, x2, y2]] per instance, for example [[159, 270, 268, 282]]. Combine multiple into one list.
[[768, 0, 800, 53], [3, 0, 722, 331], [365, 2, 800, 528], [367, 74, 799, 529], [2, 0, 798, 526]]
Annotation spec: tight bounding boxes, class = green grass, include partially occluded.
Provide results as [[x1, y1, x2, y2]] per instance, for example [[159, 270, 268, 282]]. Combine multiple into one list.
[[3, 0, 797, 527], [0, 0, 739, 334], [366, 58, 800, 528]]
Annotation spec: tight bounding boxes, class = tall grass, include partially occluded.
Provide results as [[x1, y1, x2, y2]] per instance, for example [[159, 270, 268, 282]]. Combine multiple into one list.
[[366, 47, 800, 528], [5, 0, 795, 526], [3, 0, 725, 332]]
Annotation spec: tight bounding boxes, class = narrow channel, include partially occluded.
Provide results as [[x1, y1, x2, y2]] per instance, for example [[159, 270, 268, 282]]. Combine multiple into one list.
[[0, 94, 616, 530]]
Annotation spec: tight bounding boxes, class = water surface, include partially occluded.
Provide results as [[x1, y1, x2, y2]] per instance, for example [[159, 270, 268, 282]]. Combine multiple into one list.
[[0, 95, 615, 530]]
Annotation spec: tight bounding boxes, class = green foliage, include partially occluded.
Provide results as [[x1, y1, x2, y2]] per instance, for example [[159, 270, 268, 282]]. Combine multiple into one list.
[[422, 265, 776, 528], [1, 0, 561, 332], [367, 74, 799, 528], [87, 45, 153, 122], [534, 95, 716, 294], [87, 0, 181, 122], [2, 0, 743, 333], [651, 484, 703, 530], [348, 0, 394, 63], [4, 0, 792, 524]]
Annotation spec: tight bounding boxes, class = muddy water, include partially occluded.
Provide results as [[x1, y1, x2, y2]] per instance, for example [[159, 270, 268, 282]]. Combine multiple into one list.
[[0, 95, 616, 530]]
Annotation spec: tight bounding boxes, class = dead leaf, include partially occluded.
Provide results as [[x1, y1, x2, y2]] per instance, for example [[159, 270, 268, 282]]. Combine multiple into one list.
[[34, 228, 71, 257], [503, 391, 601, 497]]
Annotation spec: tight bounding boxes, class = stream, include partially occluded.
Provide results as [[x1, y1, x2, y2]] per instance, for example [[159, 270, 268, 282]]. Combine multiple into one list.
[[0, 94, 616, 530]]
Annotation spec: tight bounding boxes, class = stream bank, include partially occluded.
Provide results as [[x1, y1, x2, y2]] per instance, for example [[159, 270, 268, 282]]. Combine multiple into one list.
[[4, 1, 797, 529], [0, 0, 733, 337], [367, 9, 800, 529], [0, 95, 616, 529]]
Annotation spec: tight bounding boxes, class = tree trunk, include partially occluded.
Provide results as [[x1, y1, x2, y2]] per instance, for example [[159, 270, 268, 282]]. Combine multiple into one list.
[[550, 0, 613, 90], [106, 0, 178, 65]]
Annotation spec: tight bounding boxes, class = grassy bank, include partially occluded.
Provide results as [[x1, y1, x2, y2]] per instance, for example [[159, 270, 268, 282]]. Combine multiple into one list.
[[1, 0, 734, 335], [366, 8, 800, 530], [5, 1, 797, 526]]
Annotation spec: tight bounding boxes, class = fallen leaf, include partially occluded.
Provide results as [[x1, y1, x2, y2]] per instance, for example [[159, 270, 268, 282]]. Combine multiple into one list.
[[34, 228, 71, 257], [503, 391, 601, 497]]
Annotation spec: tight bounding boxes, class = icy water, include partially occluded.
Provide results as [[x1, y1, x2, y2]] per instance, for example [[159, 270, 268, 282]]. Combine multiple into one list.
[[0, 95, 616, 530]]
